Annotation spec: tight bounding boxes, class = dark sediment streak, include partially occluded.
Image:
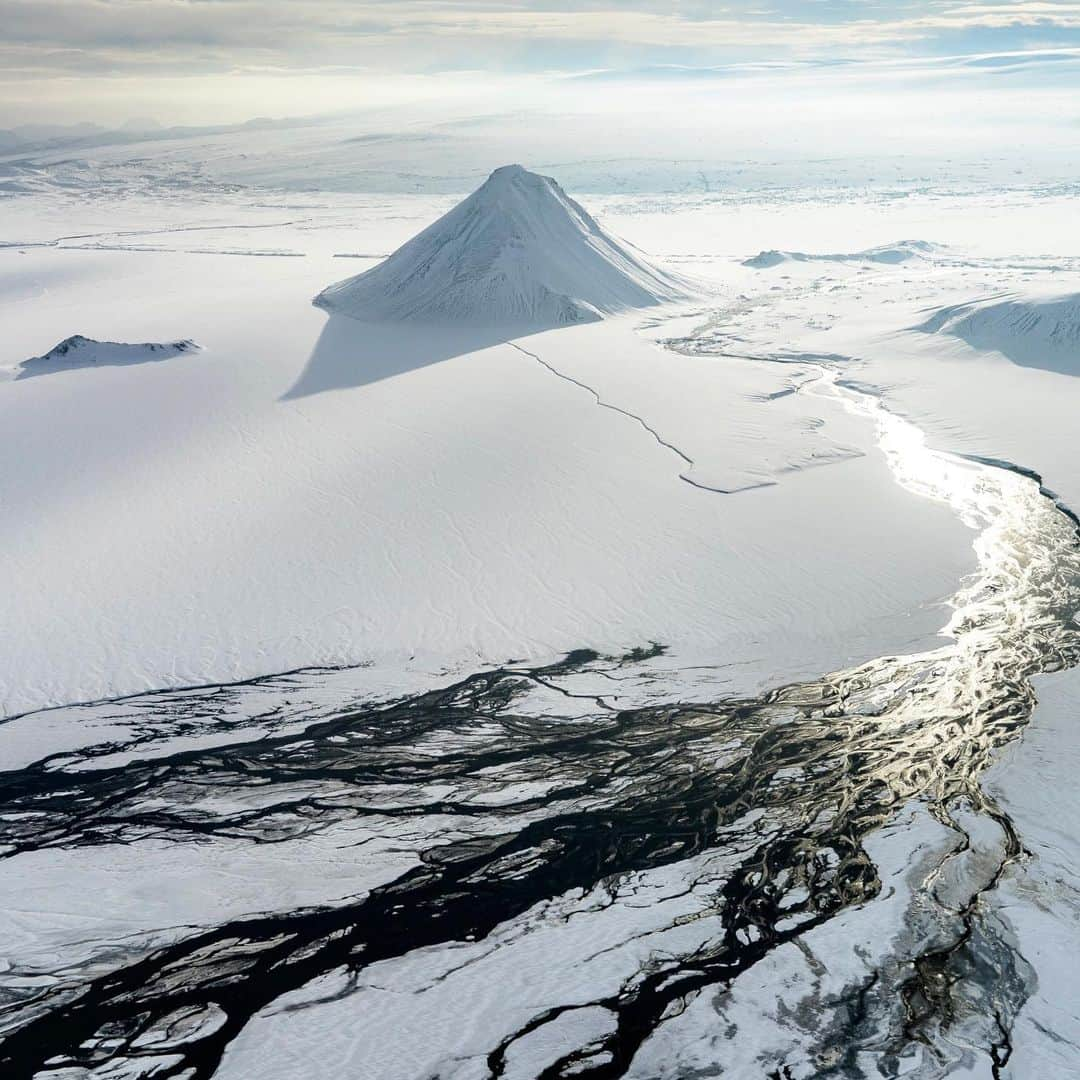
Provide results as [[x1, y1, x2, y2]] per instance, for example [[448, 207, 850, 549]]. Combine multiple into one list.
[[1, 448, 1079, 1078]]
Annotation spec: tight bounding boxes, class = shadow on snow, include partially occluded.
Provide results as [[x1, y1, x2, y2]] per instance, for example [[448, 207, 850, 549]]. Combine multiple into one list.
[[281, 313, 581, 401]]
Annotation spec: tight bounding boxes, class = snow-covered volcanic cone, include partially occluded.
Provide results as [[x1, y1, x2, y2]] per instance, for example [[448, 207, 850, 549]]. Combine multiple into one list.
[[315, 164, 692, 325]]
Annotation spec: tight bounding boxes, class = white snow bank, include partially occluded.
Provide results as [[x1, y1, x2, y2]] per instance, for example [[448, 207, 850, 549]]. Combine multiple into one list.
[[743, 240, 935, 269], [19, 334, 200, 378], [914, 291, 1080, 375], [315, 164, 692, 325]]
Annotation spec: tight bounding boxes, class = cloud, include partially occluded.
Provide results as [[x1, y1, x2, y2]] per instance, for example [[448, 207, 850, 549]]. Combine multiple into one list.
[[4, 0, 1080, 69], [2, 0, 1080, 124]]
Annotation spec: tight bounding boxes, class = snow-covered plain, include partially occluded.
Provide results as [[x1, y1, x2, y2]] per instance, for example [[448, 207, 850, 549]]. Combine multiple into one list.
[[0, 178, 983, 719], [1, 123, 1079, 1079]]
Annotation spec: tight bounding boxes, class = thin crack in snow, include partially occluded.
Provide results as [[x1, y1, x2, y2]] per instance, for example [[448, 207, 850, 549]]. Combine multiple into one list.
[[506, 339, 739, 494]]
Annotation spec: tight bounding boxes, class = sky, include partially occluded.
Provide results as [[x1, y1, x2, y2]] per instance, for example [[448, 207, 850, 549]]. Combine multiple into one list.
[[3, 0, 1080, 126]]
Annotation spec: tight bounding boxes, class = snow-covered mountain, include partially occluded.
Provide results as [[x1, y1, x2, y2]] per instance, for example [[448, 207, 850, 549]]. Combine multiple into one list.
[[315, 164, 691, 325], [916, 291, 1080, 375], [19, 335, 199, 377]]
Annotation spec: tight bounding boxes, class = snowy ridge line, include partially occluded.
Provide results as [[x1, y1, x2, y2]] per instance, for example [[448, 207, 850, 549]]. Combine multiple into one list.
[[742, 240, 937, 269], [18, 335, 201, 377], [58, 245, 306, 257], [506, 340, 738, 495], [0, 220, 306, 250]]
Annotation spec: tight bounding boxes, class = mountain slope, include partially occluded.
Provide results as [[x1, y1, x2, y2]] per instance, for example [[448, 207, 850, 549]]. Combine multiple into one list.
[[915, 290, 1080, 376], [19, 335, 200, 378], [314, 165, 691, 325]]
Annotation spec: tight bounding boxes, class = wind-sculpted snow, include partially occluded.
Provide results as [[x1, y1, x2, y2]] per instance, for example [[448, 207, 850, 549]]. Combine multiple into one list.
[[315, 165, 692, 325], [18, 335, 200, 378], [744, 241, 936, 269], [915, 291, 1080, 376], [0, 365, 1077, 1079]]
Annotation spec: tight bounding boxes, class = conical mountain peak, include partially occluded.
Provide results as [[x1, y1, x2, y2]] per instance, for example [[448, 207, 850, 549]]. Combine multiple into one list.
[[479, 164, 548, 192], [315, 166, 692, 326], [486, 163, 529, 181]]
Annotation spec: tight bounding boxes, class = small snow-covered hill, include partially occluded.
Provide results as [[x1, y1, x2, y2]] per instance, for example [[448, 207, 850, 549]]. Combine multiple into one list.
[[915, 291, 1080, 375], [744, 241, 935, 269], [20, 335, 199, 377], [315, 164, 691, 325]]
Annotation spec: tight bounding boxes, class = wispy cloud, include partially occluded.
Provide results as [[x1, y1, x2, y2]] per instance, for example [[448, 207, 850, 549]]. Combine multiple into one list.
[[3, 1, 1080, 123], [4, 0, 1080, 66]]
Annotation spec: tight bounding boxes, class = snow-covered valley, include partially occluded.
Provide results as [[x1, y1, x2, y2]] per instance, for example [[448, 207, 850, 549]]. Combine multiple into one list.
[[2, 131, 1079, 1079]]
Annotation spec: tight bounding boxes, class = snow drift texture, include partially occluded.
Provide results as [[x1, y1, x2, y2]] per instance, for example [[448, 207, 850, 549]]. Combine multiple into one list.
[[20, 335, 199, 377], [315, 164, 690, 325]]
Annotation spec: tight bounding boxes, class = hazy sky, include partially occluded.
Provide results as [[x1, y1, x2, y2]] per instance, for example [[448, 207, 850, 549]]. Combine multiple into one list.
[[4, 0, 1080, 125]]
